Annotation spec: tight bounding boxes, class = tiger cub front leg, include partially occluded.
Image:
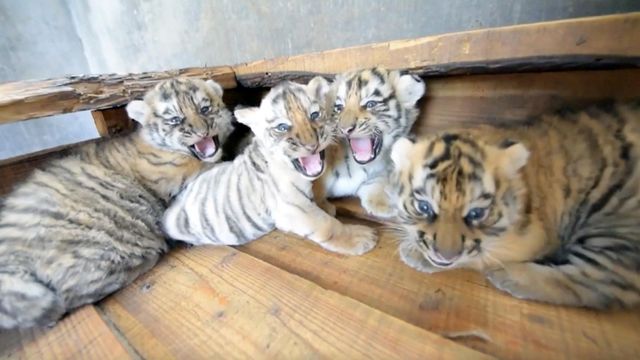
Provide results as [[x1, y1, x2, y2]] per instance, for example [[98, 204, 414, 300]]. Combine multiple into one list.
[[312, 178, 336, 216], [274, 200, 377, 255], [357, 177, 397, 219]]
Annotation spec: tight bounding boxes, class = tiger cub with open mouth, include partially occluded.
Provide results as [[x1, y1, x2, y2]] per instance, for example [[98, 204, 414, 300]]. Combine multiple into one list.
[[162, 77, 377, 255], [0, 78, 233, 329], [314, 67, 426, 218]]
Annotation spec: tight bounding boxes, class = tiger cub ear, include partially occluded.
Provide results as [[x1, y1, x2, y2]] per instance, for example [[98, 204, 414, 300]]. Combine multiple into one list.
[[126, 100, 149, 124], [205, 79, 224, 98], [306, 76, 331, 102], [234, 107, 262, 130], [497, 140, 530, 178], [391, 137, 415, 169], [391, 71, 426, 107]]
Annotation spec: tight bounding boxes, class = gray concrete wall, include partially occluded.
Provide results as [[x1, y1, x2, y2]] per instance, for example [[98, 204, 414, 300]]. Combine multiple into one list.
[[1, 0, 639, 159]]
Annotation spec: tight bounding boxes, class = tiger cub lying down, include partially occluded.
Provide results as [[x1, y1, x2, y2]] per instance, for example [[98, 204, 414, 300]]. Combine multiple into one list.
[[163, 77, 378, 255], [314, 67, 425, 218], [0, 78, 233, 328], [389, 103, 640, 308]]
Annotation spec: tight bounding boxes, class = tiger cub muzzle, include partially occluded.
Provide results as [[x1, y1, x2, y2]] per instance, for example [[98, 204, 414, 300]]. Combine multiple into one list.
[[188, 134, 220, 160], [291, 149, 326, 178], [347, 134, 382, 164]]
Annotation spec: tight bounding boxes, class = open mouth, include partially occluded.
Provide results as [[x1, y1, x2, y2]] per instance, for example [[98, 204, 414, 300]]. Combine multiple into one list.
[[292, 150, 326, 178], [348, 135, 382, 164], [189, 135, 220, 160]]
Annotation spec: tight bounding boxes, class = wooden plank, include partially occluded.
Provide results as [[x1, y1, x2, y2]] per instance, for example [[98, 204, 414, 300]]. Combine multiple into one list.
[[238, 216, 640, 359], [0, 306, 132, 360], [0, 66, 237, 124], [233, 13, 640, 87], [416, 69, 640, 132], [91, 108, 133, 138], [99, 246, 489, 360]]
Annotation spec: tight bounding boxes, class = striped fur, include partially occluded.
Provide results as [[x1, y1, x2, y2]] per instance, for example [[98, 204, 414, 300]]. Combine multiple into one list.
[[163, 78, 378, 255], [0, 78, 233, 328], [314, 67, 425, 218], [389, 103, 640, 308]]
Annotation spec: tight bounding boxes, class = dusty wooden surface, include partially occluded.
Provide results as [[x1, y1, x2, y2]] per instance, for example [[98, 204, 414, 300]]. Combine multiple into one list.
[[0, 66, 237, 124], [98, 245, 488, 359], [233, 13, 640, 87], [0, 306, 132, 360]]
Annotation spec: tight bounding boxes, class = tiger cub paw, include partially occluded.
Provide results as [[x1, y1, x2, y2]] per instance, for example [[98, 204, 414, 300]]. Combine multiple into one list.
[[361, 192, 397, 219], [486, 266, 536, 300], [321, 224, 378, 255], [317, 199, 337, 217]]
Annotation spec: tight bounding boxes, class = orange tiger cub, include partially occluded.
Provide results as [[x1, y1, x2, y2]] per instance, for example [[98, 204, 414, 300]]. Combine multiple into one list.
[[389, 102, 640, 308]]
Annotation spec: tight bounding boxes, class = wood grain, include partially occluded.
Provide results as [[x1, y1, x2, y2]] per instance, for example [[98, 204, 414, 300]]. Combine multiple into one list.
[[100, 246, 489, 360], [92, 108, 133, 138], [0, 66, 237, 124], [238, 215, 640, 360], [0, 306, 131, 360], [233, 13, 640, 87], [415, 69, 640, 133]]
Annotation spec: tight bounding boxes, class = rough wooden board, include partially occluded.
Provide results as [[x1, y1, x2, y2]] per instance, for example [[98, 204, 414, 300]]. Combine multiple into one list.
[[92, 108, 133, 138], [0, 66, 237, 124], [233, 13, 640, 87], [416, 69, 640, 132], [99, 246, 490, 360], [0, 306, 131, 360], [238, 216, 640, 360]]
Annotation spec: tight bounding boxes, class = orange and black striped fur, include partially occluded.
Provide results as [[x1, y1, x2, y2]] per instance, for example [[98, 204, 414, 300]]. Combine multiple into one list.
[[389, 103, 640, 308], [163, 78, 377, 255], [314, 68, 425, 218], [0, 78, 233, 328]]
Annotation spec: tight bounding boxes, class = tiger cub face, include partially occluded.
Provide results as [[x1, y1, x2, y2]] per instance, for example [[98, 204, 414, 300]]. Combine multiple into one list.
[[389, 134, 530, 271], [235, 77, 337, 179], [126, 78, 233, 162], [332, 67, 425, 164]]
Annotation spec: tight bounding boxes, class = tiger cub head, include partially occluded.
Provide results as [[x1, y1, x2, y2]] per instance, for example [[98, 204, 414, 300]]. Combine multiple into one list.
[[126, 77, 233, 162], [235, 77, 337, 179], [389, 134, 530, 271], [332, 67, 425, 164]]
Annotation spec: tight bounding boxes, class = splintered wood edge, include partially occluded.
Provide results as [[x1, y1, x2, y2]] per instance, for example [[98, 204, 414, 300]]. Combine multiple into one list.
[[233, 13, 640, 87], [0, 66, 237, 124]]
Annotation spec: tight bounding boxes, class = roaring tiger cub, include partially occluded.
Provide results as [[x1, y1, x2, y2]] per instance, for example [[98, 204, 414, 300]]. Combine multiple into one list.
[[162, 78, 377, 255], [388, 103, 640, 308], [0, 78, 233, 328], [314, 67, 425, 218]]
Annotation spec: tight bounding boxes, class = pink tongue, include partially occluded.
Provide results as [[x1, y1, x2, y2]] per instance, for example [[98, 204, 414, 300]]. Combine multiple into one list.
[[194, 137, 217, 158], [299, 153, 322, 175], [349, 137, 373, 162]]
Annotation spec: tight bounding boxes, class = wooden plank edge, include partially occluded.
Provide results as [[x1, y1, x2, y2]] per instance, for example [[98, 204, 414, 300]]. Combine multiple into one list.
[[233, 12, 640, 86], [0, 66, 237, 124], [236, 55, 640, 87]]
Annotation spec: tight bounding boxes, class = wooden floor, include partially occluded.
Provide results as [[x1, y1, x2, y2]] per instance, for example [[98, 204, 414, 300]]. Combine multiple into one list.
[[1, 200, 639, 360]]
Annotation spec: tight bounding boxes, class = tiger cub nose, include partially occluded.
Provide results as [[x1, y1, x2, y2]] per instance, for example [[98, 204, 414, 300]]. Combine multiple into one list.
[[341, 125, 355, 135]]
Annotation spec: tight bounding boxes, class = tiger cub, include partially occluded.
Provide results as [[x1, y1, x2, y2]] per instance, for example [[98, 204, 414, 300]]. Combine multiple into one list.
[[388, 103, 640, 308], [314, 67, 425, 218], [0, 78, 233, 328], [162, 77, 378, 255]]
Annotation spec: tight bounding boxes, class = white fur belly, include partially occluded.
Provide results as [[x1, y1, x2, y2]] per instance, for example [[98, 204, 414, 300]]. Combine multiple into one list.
[[325, 164, 368, 197]]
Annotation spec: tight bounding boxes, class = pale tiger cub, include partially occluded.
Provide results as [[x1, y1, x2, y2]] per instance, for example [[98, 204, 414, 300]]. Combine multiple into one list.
[[389, 103, 640, 308], [163, 78, 377, 255], [0, 78, 233, 328], [314, 67, 425, 218]]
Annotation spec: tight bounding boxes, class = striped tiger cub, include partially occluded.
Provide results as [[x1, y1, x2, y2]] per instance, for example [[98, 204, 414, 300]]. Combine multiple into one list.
[[0, 78, 233, 328], [314, 67, 425, 218], [162, 78, 378, 255], [388, 103, 640, 308]]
